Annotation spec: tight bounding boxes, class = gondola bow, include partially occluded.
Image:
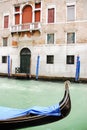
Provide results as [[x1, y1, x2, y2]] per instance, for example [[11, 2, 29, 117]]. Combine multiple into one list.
[[0, 81, 71, 129]]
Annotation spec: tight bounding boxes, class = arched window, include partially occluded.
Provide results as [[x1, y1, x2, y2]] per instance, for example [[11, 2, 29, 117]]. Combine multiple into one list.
[[22, 5, 32, 24]]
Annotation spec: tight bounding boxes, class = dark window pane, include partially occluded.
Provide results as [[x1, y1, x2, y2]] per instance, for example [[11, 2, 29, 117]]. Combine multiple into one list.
[[2, 56, 7, 63], [66, 55, 74, 64], [35, 3, 41, 8], [47, 55, 54, 64], [15, 6, 20, 12]]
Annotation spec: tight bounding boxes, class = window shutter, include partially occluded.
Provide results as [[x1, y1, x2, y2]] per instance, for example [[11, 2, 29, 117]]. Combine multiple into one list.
[[48, 8, 54, 23], [22, 5, 32, 23], [35, 11, 40, 22], [15, 14, 20, 24], [67, 5, 75, 21], [4, 16, 9, 28]]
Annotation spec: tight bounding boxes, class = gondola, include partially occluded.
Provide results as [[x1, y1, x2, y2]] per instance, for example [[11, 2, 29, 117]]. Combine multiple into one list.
[[0, 81, 71, 130]]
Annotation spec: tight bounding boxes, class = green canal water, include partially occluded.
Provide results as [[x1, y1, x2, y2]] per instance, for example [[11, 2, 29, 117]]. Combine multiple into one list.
[[0, 77, 87, 130]]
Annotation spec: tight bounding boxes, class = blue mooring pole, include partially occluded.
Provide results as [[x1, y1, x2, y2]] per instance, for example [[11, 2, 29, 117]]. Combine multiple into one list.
[[36, 55, 40, 80], [75, 56, 80, 81], [8, 55, 10, 77]]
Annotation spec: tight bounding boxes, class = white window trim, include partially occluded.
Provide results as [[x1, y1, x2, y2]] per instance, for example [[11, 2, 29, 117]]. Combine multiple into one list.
[[46, 4, 56, 24], [65, 32, 76, 44], [66, 2, 76, 22], [66, 55, 75, 65], [34, 2, 42, 23], [13, 4, 34, 25], [2, 37, 8, 47], [3, 13, 10, 29], [22, 4, 34, 23], [46, 33, 56, 45]]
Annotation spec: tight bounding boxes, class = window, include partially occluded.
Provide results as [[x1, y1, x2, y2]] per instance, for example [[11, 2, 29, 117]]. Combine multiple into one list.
[[4, 15, 9, 28], [48, 8, 55, 23], [22, 5, 32, 24], [67, 5, 75, 21], [3, 37, 8, 46], [34, 2, 41, 22], [2, 56, 7, 63], [47, 55, 54, 64], [15, 6, 20, 12], [35, 11, 41, 22], [35, 3, 41, 8], [67, 32, 75, 43], [14, 6, 20, 25], [66, 55, 74, 64], [47, 34, 54, 44], [15, 14, 20, 25]]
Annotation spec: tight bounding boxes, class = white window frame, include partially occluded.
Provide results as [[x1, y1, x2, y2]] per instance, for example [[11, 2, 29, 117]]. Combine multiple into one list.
[[46, 4, 56, 24], [3, 13, 10, 29], [46, 33, 56, 45], [46, 55, 54, 64], [21, 4, 35, 23], [2, 56, 7, 64], [66, 55, 75, 65], [66, 2, 76, 22], [3, 37, 8, 46], [65, 32, 76, 44], [13, 5, 21, 25], [67, 32, 76, 44], [34, 2, 42, 23]]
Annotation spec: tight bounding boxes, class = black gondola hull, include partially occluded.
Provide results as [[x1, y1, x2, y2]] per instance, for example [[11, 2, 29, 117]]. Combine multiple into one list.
[[0, 81, 71, 130]]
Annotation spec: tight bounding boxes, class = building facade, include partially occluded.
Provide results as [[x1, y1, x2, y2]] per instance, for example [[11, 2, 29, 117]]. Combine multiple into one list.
[[0, 0, 87, 80]]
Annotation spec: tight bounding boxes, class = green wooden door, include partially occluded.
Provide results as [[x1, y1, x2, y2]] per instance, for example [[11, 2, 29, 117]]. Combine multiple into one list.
[[20, 48, 31, 74]]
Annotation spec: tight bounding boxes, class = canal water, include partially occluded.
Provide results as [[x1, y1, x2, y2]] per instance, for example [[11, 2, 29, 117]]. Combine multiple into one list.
[[0, 77, 87, 130]]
